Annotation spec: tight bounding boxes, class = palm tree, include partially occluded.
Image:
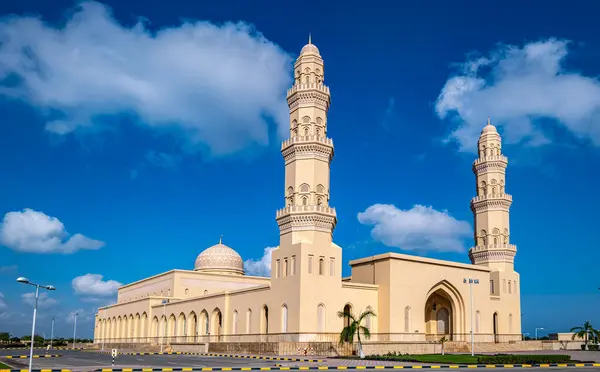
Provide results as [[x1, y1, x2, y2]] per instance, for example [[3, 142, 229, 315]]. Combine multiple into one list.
[[571, 321, 599, 349], [439, 336, 448, 355], [337, 307, 376, 359]]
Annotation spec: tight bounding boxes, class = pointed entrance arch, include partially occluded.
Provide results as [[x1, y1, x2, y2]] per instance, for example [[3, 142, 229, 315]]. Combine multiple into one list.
[[424, 280, 466, 341], [493, 312, 499, 343]]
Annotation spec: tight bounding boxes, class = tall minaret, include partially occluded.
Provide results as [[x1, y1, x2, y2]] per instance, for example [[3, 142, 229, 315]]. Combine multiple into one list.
[[270, 38, 342, 333], [469, 118, 517, 271]]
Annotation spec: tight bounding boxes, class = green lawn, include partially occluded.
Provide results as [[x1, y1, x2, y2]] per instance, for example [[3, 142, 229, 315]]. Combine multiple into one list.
[[0, 361, 13, 369]]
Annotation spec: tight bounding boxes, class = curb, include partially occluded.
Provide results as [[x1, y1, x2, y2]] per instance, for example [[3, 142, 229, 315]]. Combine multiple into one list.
[[80, 365, 600, 371], [0, 370, 71, 372], [2, 355, 62, 359]]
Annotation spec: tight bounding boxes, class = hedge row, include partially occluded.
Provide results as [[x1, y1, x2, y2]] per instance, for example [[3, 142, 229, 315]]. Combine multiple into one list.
[[477, 354, 572, 364], [364, 353, 572, 364]]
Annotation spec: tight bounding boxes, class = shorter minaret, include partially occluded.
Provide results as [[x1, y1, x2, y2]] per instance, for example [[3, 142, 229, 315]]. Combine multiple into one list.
[[469, 118, 517, 271]]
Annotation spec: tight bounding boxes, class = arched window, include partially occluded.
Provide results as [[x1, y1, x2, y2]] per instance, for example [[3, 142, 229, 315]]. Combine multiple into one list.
[[302, 197, 308, 206], [508, 281, 512, 294], [287, 187, 294, 196], [317, 184, 325, 193], [318, 258, 324, 275], [302, 116, 310, 123], [317, 197, 323, 206], [284, 258, 288, 277], [317, 304, 325, 332], [404, 306, 411, 332], [308, 255, 313, 274], [262, 306, 269, 334], [503, 279, 507, 293], [204, 290, 208, 295], [509, 313, 513, 333], [365, 306, 373, 330], [185, 288, 189, 296], [476, 310, 481, 333], [436, 308, 450, 334], [304, 126, 309, 136], [316, 117, 323, 125], [232, 310, 238, 334], [246, 309, 252, 334], [281, 305, 288, 332], [300, 184, 310, 192]]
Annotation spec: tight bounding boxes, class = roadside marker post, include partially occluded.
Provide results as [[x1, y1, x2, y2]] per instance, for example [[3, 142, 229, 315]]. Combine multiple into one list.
[[111, 349, 117, 367]]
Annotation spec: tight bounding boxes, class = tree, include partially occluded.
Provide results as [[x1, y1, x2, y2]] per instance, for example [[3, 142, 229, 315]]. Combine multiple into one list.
[[337, 307, 376, 359], [439, 336, 448, 355], [571, 321, 599, 349], [0, 332, 9, 343]]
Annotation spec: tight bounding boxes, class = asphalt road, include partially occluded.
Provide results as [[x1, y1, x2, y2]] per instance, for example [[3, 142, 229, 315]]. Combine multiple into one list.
[[0, 350, 279, 371]]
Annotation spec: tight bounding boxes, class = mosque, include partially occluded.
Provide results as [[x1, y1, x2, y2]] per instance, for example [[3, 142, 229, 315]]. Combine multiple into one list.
[[94, 39, 522, 349]]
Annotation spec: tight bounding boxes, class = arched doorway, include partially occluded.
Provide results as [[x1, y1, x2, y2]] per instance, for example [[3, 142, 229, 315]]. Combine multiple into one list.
[[425, 289, 454, 340], [211, 308, 222, 340], [493, 312, 499, 343], [343, 304, 353, 328], [261, 305, 269, 334]]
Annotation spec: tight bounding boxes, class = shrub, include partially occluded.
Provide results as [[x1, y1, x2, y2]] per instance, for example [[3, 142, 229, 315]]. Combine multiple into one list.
[[581, 345, 587, 350], [589, 344, 599, 351]]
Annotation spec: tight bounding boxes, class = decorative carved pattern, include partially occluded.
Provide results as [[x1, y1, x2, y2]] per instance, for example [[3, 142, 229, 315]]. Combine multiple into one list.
[[287, 89, 330, 112], [194, 243, 245, 275], [470, 197, 512, 213], [276, 212, 337, 235], [282, 142, 334, 164]]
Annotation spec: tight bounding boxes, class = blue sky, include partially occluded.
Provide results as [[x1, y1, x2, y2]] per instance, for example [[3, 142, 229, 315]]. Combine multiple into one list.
[[0, 0, 599, 339]]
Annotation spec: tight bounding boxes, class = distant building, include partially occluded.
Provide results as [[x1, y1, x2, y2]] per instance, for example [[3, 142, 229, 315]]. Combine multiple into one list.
[[95, 38, 521, 346]]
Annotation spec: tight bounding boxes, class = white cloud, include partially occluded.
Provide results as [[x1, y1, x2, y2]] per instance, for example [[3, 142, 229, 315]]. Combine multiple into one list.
[[21, 292, 58, 308], [0, 1, 291, 157], [0, 292, 7, 310], [244, 246, 276, 276], [436, 38, 600, 152], [0, 209, 104, 254], [72, 274, 122, 296], [357, 204, 472, 253]]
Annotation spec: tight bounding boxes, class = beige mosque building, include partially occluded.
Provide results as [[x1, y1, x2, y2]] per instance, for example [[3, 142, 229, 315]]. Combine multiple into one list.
[[94, 39, 522, 350]]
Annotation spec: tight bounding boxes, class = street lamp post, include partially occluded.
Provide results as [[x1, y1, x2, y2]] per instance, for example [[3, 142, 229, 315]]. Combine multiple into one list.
[[535, 327, 544, 340], [73, 312, 78, 349], [16, 277, 56, 372], [463, 278, 480, 356], [50, 318, 54, 348]]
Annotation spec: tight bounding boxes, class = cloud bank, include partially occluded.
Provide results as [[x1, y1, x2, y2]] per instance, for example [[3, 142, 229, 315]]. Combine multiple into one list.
[[72, 274, 122, 297], [358, 204, 472, 253], [244, 246, 276, 276], [436, 38, 600, 151], [0, 1, 292, 156], [0, 208, 104, 253]]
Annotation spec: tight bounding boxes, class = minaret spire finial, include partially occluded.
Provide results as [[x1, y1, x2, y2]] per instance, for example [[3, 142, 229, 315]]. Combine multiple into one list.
[[487, 117, 491, 126], [308, 33, 312, 44], [219, 235, 222, 244]]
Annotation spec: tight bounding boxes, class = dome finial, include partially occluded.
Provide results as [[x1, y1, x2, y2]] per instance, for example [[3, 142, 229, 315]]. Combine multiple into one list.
[[487, 116, 492, 126], [308, 33, 312, 44], [219, 234, 223, 244]]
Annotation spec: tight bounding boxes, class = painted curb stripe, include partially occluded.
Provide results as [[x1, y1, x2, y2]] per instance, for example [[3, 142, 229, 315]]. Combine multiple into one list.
[[2, 355, 62, 359], [88, 364, 600, 371], [0, 370, 71, 372], [83, 351, 322, 362]]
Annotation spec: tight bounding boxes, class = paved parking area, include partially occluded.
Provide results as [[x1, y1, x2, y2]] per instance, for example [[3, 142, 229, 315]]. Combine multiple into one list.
[[0, 350, 279, 371]]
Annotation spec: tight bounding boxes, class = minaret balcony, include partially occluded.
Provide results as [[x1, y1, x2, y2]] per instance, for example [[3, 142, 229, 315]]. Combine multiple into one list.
[[281, 135, 333, 151], [471, 193, 513, 204], [473, 155, 508, 167], [469, 243, 517, 253], [276, 204, 337, 218], [287, 83, 330, 97]]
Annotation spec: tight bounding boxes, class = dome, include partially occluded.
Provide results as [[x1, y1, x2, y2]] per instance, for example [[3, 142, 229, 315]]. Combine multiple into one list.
[[194, 241, 245, 275], [300, 34, 320, 56], [481, 117, 498, 134], [300, 43, 320, 56]]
